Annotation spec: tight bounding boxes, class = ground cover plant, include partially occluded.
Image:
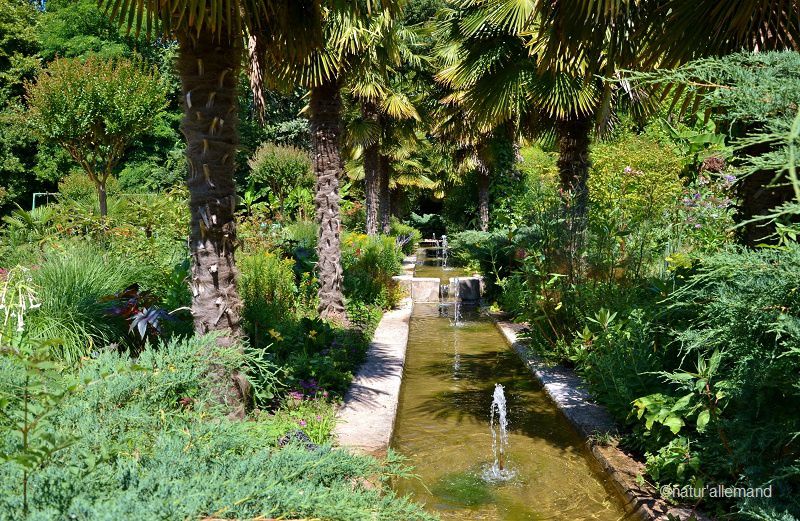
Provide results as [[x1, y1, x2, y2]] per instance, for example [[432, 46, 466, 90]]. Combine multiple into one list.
[[0, 335, 434, 520]]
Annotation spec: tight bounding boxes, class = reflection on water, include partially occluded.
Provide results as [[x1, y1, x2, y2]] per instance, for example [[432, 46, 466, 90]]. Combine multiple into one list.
[[391, 304, 632, 521], [413, 263, 468, 284]]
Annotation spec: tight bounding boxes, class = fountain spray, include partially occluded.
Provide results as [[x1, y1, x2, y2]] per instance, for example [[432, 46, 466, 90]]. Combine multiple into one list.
[[483, 383, 515, 482], [491, 383, 509, 471]]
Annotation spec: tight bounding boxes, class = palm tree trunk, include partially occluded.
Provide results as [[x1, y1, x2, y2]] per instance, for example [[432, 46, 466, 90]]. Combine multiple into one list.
[[310, 78, 347, 321], [246, 32, 267, 125], [477, 159, 490, 232], [362, 102, 380, 236], [556, 115, 592, 282], [177, 30, 249, 418], [379, 154, 391, 234]]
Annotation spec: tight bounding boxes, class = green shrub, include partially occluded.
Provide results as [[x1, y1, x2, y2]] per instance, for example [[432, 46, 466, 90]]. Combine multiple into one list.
[[58, 172, 120, 203], [247, 143, 313, 219], [240, 252, 298, 349], [26, 243, 149, 362], [450, 228, 535, 299], [542, 246, 800, 518], [282, 219, 318, 251], [266, 315, 377, 398], [408, 212, 445, 239], [1, 205, 56, 250], [390, 219, 421, 255], [342, 232, 403, 308], [492, 145, 560, 229], [587, 132, 734, 279]]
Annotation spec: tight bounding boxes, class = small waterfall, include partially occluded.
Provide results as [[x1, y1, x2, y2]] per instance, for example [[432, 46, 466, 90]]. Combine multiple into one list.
[[440, 235, 450, 270], [483, 383, 516, 482]]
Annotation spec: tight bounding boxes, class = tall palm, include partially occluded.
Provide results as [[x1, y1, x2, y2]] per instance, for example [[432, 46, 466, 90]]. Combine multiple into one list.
[[430, 82, 513, 232], [355, 97, 421, 235], [348, 92, 421, 234], [344, 10, 422, 235], [265, 0, 401, 320], [100, 0, 326, 415], [347, 120, 432, 228]]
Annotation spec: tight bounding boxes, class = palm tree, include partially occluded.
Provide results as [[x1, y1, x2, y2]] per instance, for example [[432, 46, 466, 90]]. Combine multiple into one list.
[[100, 0, 327, 415], [347, 121, 434, 228], [348, 90, 421, 234], [433, 0, 798, 278], [261, 1, 402, 320], [345, 13, 422, 236], [430, 84, 513, 232]]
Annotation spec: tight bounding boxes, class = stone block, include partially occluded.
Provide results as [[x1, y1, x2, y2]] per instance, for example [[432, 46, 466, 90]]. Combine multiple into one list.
[[411, 277, 440, 303], [449, 276, 482, 302]]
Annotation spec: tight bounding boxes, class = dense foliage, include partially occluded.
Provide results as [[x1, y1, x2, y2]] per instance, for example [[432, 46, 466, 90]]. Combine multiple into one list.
[[446, 55, 800, 519], [1, 0, 799, 519]]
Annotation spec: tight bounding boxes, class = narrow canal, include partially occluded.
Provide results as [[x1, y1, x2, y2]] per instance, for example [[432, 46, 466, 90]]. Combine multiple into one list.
[[391, 250, 631, 521]]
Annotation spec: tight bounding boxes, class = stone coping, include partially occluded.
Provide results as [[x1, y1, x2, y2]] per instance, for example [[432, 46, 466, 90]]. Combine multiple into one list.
[[492, 315, 712, 521], [334, 298, 412, 456]]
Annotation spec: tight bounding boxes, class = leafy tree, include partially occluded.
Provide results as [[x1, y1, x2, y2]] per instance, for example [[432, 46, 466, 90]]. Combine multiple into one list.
[[25, 57, 167, 216], [37, 0, 146, 61], [0, 0, 43, 211], [0, 0, 40, 101]]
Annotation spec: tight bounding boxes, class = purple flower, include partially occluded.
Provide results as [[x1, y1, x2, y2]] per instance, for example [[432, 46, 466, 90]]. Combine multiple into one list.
[[723, 174, 737, 184], [695, 223, 702, 229], [624, 166, 633, 174], [692, 192, 701, 200], [298, 419, 307, 427], [316, 415, 322, 421], [288, 391, 304, 401], [299, 378, 320, 392]]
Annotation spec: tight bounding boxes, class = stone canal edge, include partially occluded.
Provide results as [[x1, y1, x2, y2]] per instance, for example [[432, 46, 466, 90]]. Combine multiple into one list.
[[492, 315, 712, 521], [334, 295, 413, 457]]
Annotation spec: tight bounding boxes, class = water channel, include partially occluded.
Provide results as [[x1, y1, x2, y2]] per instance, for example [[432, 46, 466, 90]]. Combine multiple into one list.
[[391, 248, 632, 521]]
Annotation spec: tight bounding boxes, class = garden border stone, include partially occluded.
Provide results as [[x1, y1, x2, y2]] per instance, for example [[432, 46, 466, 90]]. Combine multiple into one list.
[[334, 296, 413, 456], [492, 315, 712, 521]]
